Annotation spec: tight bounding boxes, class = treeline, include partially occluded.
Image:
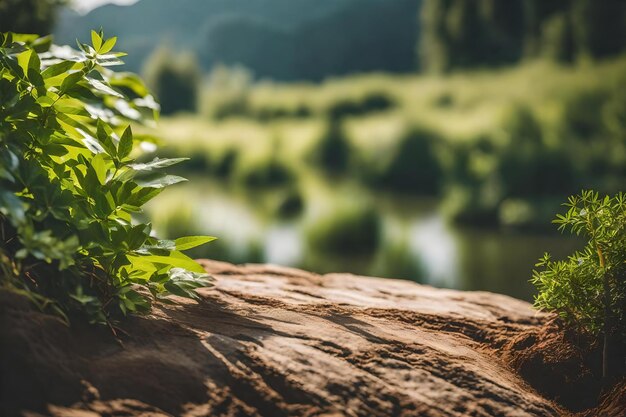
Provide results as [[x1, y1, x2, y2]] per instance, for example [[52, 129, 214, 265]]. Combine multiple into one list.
[[420, 0, 626, 72], [11, 0, 626, 82]]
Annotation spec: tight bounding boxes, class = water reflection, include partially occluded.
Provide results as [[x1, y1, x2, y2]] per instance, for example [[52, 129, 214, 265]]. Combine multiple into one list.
[[146, 177, 582, 301], [409, 215, 458, 288], [264, 224, 302, 266]]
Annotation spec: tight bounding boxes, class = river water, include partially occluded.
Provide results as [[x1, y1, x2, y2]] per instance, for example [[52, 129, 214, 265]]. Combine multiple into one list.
[[146, 177, 582, 302]]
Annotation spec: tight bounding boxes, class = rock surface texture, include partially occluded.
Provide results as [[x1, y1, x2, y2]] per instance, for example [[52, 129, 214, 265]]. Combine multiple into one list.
[[1, 260, 623, 417]]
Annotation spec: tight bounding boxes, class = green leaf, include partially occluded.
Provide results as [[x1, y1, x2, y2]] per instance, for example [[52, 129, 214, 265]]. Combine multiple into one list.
[[100, 37, 117, 54], [27, 48, 41, 71], [128, 157, 188, 172], [129, 251, 205, 274], [118, 125, 133, 159], [128, 186, 162, 206], [96, 119, 117, 156], [90, 153, 108, 185], [137, 239, 176, 254], [59, 71, 84, 94], [41, 60, 76, 79], [0, 190, 27, 225], [164, 267, 213, 298], [91, 30, 102, 51], [169, 251, 207, 273], [109, 72, 148, 97], [76, 128, 106, 154], [175, 236, 217, 251], [32, 35, 53, 53], [96, 54, 124, 67], [86, 77, 124, 98], [16, 49, 32, 75], [136, 174, 187, 188], [36, 96, 55, 107]]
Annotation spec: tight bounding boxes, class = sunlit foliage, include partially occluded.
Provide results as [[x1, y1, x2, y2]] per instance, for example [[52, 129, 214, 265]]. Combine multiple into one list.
[[532, 191, 625, 376], [0, 32, 214, 324]]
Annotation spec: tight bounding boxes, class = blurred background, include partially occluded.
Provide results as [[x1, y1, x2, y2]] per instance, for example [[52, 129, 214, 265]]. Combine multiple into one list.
[[3, 0, 626, 300]]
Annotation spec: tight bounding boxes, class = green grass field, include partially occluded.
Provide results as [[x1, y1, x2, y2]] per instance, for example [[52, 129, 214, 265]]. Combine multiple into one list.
[[140, 56, 626, 228]]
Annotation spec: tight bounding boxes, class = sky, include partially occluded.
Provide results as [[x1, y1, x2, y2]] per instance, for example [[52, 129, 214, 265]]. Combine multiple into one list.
[[70, 0, 139, 14]]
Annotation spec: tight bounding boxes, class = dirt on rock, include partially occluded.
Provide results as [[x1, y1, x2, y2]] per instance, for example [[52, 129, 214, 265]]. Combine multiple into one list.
[[0, 260, 623, 417]]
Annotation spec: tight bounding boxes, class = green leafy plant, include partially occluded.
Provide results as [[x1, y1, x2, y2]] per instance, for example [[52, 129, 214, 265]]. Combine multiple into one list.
[[0, 31, 215, 324], [531, 190, 625, 380]]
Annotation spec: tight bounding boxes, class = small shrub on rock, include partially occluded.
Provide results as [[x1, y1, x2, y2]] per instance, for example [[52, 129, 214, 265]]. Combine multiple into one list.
[[532, 190, 626, 380]]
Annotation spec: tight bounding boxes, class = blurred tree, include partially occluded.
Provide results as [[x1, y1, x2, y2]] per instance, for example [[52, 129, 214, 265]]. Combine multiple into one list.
[[143, 46, 200, 115], [420, 0, 626, 72], [541, 13, 576, 63], [381, 129, 442, 195], [477, 0, 526, 62], [293, 0, 419, 80], [522, 0, 571, 58], [0, 0, 65, 35], [419, 0, 525, 72], [311, 120, 351, 172], [419, 0, 452, 72], [571, 0, 626, 60], [497, 105, 577, 198], [526, 0, 626, 63], [446, 0, 483, 68]]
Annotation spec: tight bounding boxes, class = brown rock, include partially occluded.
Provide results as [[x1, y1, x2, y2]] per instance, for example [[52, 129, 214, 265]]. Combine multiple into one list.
[[0, 260, 619, 416]]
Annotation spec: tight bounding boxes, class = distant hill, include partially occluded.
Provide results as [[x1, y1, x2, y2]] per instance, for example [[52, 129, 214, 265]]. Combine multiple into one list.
[[54, 0, 422, 81]]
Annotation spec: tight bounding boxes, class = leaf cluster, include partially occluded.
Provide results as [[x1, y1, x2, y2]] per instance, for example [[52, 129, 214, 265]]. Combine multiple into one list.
[[0, 31, 215, 323], [532, 190, 626, 340]]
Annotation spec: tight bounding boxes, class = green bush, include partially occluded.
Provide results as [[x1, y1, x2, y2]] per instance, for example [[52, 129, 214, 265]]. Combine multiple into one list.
[[0, 32, 214, 324], [232, 139, 294, 188], [561, 89, 609, 141], [305, 202, 381, 255], [213, 148, 239, 178], [532, 191, 626, 379], [370, 239, 425, 282], [236, 158, 294, 187], [326, 91, 395, 120], [439, 141, 502, 225], [498, 147, 577, 198], [274, 187, 304, 218], [376, 128, 442, 195], [255, 103, 312, 121], [441, 182, 500, 226], [498, 197, 562, 230], [210, 97, 250, 120], [310, 119, 351, 172], [443, 106, 580, 227]]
